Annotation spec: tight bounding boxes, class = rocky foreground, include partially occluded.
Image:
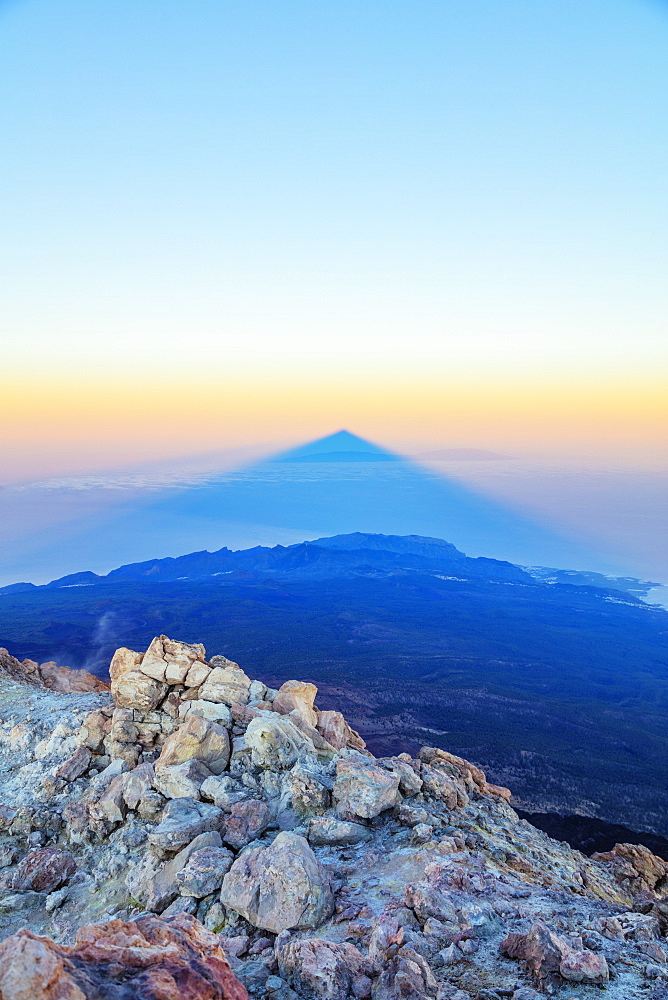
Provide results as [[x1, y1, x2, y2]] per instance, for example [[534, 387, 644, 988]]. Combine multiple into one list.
[[0, 639, 666, 1000]]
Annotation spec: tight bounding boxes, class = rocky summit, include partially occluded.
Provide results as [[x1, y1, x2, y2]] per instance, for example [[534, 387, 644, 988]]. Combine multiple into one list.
[[0, 638, 666, 999]]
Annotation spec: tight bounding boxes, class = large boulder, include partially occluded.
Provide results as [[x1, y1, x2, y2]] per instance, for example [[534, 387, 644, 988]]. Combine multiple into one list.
[[122, 762, 155, 810], [273, 680, 318, 726], [89, 774, 127, 826], [176, 846, 234, 898], [155, 715, 230, 775], [129, 831, 222, 912], [109, 647, 167, 713], [220, 831, 334, 933], [148, 798, 224, 854], [307, 816, 371, 846], [316, 710, 366, 751], [245, 716, 316, 770], [222, 799, 271, 849], [199, 659, 251, 705], [276, 936, 375, 1000], [153, 760, 212, 800], [55, 746, 92, 783], [501, 922, 609, 988], [332, 757, 400, 819], [7, 848, 76, 894], [0, 913, 249, 1000], [139, 635, 206, 684], [290, 763, 332, 817]]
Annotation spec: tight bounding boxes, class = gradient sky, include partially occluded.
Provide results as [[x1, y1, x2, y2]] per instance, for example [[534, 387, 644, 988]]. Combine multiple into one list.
[[1, 0, 667, 480]]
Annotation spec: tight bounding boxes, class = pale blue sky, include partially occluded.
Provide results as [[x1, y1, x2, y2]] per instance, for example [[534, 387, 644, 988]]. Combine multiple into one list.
[[1, 0, 667, 377]]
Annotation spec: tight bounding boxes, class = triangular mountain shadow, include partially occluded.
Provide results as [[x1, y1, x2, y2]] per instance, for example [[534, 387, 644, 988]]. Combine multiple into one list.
[[4, 430, 602, 580], [272, 430, 398, 462]]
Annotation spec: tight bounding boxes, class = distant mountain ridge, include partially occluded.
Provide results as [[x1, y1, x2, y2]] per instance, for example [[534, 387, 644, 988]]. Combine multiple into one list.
[[0, 531, 657, 597]]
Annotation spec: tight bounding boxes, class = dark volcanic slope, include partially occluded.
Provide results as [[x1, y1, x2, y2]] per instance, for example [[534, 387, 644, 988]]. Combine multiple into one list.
[[1, 553, 667, 836]]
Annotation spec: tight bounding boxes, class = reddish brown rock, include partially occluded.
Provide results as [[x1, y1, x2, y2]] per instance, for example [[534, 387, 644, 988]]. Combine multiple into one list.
[[0, 647, 108, 693], [8, 847, 76, 893], [37, 661, 109, 694], [276, 935, 376, 1000], [316, 710, 366, 751], [223, 798, 271, 849], [77, 709, 112, 752], [0, 913, 249, 1000], [55, 746, 92, 783], [484, 782, 512, 802], [418, 745, 487, 793], [592, 842, 668, 895], [500, 921, 608, 987]]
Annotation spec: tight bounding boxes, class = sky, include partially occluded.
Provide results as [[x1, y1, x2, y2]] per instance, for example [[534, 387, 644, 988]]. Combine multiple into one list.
[[0, 1, 666, 585]]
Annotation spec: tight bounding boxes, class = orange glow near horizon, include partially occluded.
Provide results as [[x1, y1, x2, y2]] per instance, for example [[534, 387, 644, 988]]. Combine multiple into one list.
[[2, 370, 666, 482]]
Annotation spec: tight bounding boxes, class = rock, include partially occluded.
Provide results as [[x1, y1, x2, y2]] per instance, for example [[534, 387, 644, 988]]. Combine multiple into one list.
[[373, 947, 439, 1000], [8, 847, 76, 893], [307, 816, 371, 846], [148, 798, 224, 854], [379, 757, 423, 796], [199, 659, 251, 705], [130, 831, 223, 912], [223, 798, 271, 849], [45, 887, 70, 912], [76, 710, 112, 752], [181, 700, 232, 726], [501, 921, 609, 988], [53, 745, 92, 782], [419, 746, 486, 793], [220, 831, 334, 932], [0, 843, 18, 868], [332, 757, 400, 819], [273, 680, 319, 726], [219, 934, 250, 958], [316, 710, 366, 751], [122, 761, 155, 810], [153, 760, 212, 800], [89, 773, 126, 825], [276, 935, 375, 1000], [559, 948, 609, 983], [139, 635, 207, 684], [593, 842, 668, 894], [138, 790, 166, 823], [405, 869, 459, 924], [290, 763, 332, 817], [485, 782, 512, 801], [245, 717, 316, 769], [419, 763, 466, 809], [0, 912, 249, 1000], [286, 712, 338, 754], [176, 846, 234, 897], [0, 804, 17, 831], [368, 913, 404, 964], [89, 757, 129, 791], [162, 895, 198, 917], [156, 715, 230, 775], [0, 647, 108, 693], [200, 774, 241, 807], [110, 646, 167, 712], [184, 660, 212, 687], [249, 679, 267, 701]]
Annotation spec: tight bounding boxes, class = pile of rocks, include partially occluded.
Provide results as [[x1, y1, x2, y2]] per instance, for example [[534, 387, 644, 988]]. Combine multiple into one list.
[[0, 634, 666, 1000]]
